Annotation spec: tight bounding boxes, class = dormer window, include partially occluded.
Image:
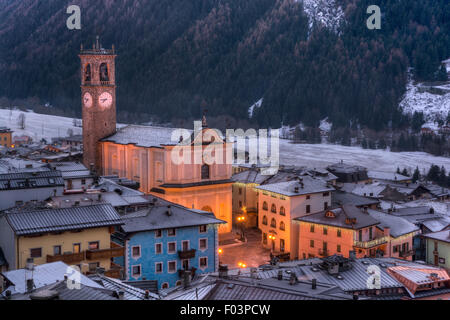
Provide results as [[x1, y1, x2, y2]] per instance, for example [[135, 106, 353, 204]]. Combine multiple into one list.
[[325, 211, 335, 218]]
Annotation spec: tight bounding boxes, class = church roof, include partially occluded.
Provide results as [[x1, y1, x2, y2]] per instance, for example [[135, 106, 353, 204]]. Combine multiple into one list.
[[101, 125, 187, 148]]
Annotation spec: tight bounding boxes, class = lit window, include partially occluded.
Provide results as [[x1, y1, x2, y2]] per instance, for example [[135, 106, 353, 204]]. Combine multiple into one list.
[[89, 241, 99, 250]]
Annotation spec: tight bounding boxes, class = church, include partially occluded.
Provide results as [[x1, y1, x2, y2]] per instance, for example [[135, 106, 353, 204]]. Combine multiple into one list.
[[79, 38, 232, 233]]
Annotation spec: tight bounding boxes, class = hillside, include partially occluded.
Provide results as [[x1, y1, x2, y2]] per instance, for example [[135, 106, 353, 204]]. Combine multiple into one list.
[[0, 0, 449, 130]]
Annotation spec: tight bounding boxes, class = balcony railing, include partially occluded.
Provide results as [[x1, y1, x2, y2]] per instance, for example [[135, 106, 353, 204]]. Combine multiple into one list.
[[86, 246, 124, 260], [47, 252, 85, 264], [354, 236, 389, 249], [47, 244, 124, 264], [178, 249, 196, 259], [399, 250, 414, 258]]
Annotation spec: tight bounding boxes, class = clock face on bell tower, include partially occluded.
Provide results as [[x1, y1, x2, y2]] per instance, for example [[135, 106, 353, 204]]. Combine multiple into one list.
[[79, 37, 117, 172]]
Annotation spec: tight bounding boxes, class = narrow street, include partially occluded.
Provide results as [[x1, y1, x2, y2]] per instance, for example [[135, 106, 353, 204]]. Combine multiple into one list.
[[218, 228, 271, 269]]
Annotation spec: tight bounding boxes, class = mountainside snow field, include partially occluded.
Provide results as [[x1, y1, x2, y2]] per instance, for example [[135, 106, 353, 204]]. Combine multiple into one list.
[[1, 108, 448, 173]]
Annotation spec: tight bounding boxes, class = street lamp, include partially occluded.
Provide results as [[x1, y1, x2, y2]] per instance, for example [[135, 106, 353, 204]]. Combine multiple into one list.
[[237, 215, 246, 241]]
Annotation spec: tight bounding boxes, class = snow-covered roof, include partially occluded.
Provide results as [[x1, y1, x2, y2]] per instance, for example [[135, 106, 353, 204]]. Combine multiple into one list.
[[367, 209, 420, 238], [101, 125, 186, 148]]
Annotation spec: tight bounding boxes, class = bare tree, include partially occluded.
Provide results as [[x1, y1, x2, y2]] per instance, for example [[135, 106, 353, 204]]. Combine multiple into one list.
[[17, 112, 26, 129]]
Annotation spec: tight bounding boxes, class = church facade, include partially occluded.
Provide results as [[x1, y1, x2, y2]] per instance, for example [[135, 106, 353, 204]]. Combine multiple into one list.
[[80, 40, 232, 234]]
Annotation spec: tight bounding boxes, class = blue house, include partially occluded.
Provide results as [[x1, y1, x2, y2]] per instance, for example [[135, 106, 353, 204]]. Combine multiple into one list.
[[117, 198, 225, 290]]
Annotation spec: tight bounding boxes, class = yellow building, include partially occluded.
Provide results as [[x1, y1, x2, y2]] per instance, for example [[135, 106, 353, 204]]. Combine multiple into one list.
[[0, 204, 124, 276], [0, 127, 12, 148]]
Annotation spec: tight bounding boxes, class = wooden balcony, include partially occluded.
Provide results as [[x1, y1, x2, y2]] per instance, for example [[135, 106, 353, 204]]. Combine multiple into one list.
[[86, 246, 124, 260], [178, 249, 196, 259], [354, 236, 389, 249], [47, 252, 85, 264], [399, 250, 414, 258]]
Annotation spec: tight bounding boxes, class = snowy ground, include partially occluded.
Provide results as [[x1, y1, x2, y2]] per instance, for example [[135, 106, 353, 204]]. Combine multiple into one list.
[[0, 108, 82, 141], [0, 108, 448, 173], [279, 139, 450, 173], [0, 108, 125, 142]]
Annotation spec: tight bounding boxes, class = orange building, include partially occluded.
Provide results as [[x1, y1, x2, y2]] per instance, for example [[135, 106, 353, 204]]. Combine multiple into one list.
[[99, 123, 233, 234], [0, 127, 13, 148], [78, 38, 233, 234], [295, 205, 419, 260]]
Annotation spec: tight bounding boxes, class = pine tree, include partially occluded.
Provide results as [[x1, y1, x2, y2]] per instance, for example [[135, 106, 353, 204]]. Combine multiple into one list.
[[401, 168, 408, 176], [397, 167, 401, 174], [362, 139, 367, 149], [427, 165, 440, 183], [412, 166, 420, 183]]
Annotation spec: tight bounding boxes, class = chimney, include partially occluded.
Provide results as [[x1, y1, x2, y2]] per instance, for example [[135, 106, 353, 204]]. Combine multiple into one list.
[[118, 290, 125, 300], [294, 186, 299, 193], [26, 258, 34, 271], [312, 278, 317, 290], [98, 193, 102, 201], [219, 265, 229, 278], [289, 272, 298, 285], [166, 205, 172, 216], [183, 270, 191, 289], [144, 290, 150, 299], [26, 279, 34, 293], [277, 270, 283, 280]]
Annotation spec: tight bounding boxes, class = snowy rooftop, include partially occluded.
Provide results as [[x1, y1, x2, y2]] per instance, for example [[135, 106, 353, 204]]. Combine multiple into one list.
[[256, 175, 334, 197], [101, 125, 187, 148], [367, 209, 420, 238]]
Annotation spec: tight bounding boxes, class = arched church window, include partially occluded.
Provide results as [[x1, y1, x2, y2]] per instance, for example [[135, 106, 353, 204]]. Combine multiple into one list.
[[84, 64, 91, 82], [201, 164, 210, 179], [280, 206, 286, 216], [100, 63, 109, 81]]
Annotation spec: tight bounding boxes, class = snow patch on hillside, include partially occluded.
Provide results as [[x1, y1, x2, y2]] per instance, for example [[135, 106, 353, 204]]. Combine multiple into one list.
[[319, 117, 332, 132], [248, 98, 263, 118], [400, 70, 450, 121], [298, 0, 344, 32]]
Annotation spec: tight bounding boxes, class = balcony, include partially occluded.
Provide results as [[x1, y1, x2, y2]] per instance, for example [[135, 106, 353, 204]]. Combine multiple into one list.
[[354, 236, 389, 249], [47, 252, 85, 264], [399, 250, 414, 258], [86, 246, 124, 260], [178, 249, 196, 259]]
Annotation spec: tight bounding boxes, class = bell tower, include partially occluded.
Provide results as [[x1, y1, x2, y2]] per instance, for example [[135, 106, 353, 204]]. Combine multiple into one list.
[[79, 36, 117, 173]]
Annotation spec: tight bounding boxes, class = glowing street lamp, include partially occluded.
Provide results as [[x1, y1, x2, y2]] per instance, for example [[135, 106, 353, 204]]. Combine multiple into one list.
[[238, 262, 247, 268], [218, 248, 223, 254]]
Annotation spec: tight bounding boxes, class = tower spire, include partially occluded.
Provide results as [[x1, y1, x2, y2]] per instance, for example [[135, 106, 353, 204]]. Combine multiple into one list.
[[202, 109, 208, 128], [96, 35, 100, 50]]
